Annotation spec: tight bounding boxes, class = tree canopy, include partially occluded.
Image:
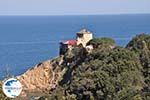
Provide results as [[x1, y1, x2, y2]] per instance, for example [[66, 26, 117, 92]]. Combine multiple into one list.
[[40, 35, 150, 100]]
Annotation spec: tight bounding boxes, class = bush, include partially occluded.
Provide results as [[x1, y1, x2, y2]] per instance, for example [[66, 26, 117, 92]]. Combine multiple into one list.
[[87, 37, 116, 48], [127, 33, 150, 86]]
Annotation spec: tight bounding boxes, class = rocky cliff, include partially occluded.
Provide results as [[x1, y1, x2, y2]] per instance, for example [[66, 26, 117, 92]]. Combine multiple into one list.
[[17, 56, 65, 97]]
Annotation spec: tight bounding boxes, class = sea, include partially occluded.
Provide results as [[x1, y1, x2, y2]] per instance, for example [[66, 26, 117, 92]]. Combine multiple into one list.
[[0, 14, 150, 79]]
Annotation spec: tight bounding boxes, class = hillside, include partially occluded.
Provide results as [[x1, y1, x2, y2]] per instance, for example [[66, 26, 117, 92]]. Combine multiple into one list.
[[0, 34, 150, 100], [39, 35, 150, 100]]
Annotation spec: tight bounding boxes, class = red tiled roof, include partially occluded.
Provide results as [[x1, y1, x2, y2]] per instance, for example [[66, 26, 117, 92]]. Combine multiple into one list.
[[61, 40, 77, 45]]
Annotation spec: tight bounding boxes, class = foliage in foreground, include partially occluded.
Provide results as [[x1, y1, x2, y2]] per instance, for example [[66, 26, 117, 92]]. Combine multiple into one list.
[[39, 35, 150, 100]]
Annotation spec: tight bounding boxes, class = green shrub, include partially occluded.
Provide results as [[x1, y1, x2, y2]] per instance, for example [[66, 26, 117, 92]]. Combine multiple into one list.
[[87, 37, 116, 48]]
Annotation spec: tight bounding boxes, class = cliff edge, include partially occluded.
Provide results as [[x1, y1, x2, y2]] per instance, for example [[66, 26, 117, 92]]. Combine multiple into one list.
[[17, 56, 65, 97]]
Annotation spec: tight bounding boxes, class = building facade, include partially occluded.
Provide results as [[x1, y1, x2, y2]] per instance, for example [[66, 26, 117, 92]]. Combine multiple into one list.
[[76, 29, 93, 47], [59, 29, 93, 55]]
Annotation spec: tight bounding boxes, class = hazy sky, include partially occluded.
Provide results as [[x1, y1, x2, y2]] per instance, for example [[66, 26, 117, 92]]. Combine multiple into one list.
[[0, 0, 150, 15]]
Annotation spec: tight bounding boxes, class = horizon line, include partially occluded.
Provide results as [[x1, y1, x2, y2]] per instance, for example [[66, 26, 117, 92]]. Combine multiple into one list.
[[0, 13, 150, 16]]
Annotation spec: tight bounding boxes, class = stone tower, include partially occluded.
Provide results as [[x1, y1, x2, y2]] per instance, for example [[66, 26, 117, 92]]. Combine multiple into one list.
[[76, 29, 93, 47]]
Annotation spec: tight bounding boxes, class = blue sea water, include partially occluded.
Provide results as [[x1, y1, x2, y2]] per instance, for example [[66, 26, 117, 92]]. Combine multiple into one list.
[[0, 14, 150, 79]]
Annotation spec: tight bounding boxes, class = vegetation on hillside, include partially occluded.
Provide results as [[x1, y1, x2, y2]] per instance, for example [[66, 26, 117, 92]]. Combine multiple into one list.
[[87, 37, 116, 48], [0, 34, 150, 100], [126, 34, 150, 86], [40, 35, 150, 100]]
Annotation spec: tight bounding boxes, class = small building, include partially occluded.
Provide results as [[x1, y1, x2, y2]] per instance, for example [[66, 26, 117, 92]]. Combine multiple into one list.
[[59, 29, 93, 55], [59, 40, 77, 55], [76, 29, 93, 47]]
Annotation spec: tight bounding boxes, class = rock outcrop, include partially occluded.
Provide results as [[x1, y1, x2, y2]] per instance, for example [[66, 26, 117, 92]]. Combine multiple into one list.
[[17, 56, 65, 97]]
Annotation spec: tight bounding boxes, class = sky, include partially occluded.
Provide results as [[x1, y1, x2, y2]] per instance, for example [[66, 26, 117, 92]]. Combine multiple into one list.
[[0, 0, 150, 15]]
